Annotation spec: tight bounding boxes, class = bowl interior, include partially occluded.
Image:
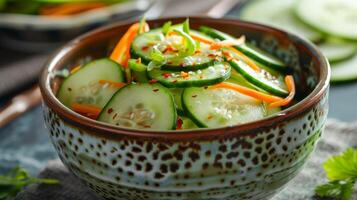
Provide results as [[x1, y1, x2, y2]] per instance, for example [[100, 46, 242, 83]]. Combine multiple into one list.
[[41, 17, 329, 136]]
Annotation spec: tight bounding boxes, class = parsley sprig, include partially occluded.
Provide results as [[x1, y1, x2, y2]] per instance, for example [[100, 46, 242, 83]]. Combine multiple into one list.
[[315, 148, 357, 200], [0, 166, 58, 200]]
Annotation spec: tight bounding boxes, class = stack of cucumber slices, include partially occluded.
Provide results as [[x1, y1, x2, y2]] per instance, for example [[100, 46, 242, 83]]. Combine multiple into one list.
[[240, 0, 357, 83], [57, 20, 293, 130]]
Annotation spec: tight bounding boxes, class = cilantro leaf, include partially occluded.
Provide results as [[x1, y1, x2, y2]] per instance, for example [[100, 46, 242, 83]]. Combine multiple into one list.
[[315, 180, 354, 200], [324, 148, 357, 181], [315, 148, 357, 200], [0, 166, 58, 200]]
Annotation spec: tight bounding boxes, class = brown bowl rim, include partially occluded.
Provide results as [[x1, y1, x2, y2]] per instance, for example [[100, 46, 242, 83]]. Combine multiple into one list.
[[39, 16, 330, 141]]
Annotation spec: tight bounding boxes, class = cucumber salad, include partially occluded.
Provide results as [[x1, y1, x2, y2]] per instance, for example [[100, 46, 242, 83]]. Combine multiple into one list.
[[240, 0, 357, 83], [57, 19, 296, 130]]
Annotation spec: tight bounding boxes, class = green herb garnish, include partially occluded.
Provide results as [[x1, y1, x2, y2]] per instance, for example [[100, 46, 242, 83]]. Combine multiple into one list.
[[315, 148, 357, 200], [0, 166, 58, 200]]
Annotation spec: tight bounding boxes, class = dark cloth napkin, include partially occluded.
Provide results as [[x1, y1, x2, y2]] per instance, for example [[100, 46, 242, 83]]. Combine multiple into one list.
[[14, 119, 357, 200], [0, 48, 48, 99]]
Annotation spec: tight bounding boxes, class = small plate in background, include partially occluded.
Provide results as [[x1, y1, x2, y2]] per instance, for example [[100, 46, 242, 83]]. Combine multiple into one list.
[[0, 0, 154, 52]]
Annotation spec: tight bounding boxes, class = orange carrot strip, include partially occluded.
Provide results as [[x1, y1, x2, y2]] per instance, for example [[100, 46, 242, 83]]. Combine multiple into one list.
[[190, 34, 214, 45], [40, 3, 107, 16], [268, 75, 295, 108], [210, 82, 283, 103], [189, 34, 260, 72], [70, 65, 81, 74], [227, 47, 261, 72], [110, 22, 149, 67], [71, 103, 101, 119], [98, 80, 126, 89]]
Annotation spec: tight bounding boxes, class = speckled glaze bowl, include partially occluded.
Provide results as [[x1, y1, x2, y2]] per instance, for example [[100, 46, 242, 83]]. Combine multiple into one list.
[[39, 17, 330, 200]]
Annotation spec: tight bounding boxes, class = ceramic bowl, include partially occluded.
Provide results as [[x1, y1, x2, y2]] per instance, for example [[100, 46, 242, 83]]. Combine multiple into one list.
[[39, 17, 330, 200], [0, 0, 153, 52]]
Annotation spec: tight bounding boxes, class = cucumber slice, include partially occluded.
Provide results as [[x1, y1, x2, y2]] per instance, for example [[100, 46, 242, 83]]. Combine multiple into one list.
[[57, 58, 124, 109], [228, 59, 288, 97], [227, 71, 258, 90], [199, 26, 287, 71], [182, 86, 266, 128], [131, 29, 216, 71], [128, 59, 149, 83], [295, 0, 357, 41], [263, 103, 281, 116], [98, 83, 177, 130], [240, 0, 321, 42], [318, 40, 357, 64], [169, 88, 184, 115], [180, 116, 198, 130], [147, 62, 231, 88], [331, 55, 357, 83]]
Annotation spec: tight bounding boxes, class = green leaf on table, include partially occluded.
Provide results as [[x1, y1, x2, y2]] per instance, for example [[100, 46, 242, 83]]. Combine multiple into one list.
[[0, 166, 58, 200], [324, 148, 357, 181], [315, 180, 354, 200], [314, 148, 357, 200]]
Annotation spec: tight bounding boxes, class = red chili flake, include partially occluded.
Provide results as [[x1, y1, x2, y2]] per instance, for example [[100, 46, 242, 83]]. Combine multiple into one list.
[[149, 79, 158, 84], [112, 113, 118, 120], [107, 108, 113, 114], [153, 89, 159, 92], [172, 80, 178, 83], [141, 46, 149, 51], [222, 51, 233, 61], [162, 73, 171, 78], [163, 45, 174, 53], [167, 61, 173, 65], [176, 118, 183, 130], [192, 95, 197, 98], [208, 53, 216, 58], [195, 50, 201, 54]]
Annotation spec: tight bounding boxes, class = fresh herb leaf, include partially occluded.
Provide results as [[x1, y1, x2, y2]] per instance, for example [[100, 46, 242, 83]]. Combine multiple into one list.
[[138, 16, 146, 34], [324, 148, 357, 181], [315, 148, 357, 200], [171, 29, 196, 56], [162, 21, 172, 35], [0, 166, 58, 200], [150, 47, 165, 63], [183, 18, 190, 34], [315, 180, 354, 200]]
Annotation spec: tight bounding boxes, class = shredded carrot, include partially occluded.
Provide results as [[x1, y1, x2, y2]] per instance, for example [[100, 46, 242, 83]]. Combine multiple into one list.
[[98, 80, 126, 89], [70, 65, 81, 74], [40, 3, 107, 16], [268, 75, 295, 108], [180, 71, 190, 79], [110, 22, 149, 67], [210, 82, 283, 103], [190, 34, 214, 45], [226, 47, 261, 72], [189, 34, 260, 72], [71, 103, 101, 119]]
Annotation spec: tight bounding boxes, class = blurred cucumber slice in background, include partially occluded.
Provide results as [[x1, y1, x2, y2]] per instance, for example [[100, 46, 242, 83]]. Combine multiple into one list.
[[240, 0, 322, 42], [331, 55, 357, 84], [240, 0, 357, 84], [295, 0, 357, 41], [318, 39, 357, 64]]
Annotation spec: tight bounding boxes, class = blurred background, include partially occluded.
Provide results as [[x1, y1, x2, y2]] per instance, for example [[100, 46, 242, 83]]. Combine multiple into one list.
[[0, 0, 356, 176]]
